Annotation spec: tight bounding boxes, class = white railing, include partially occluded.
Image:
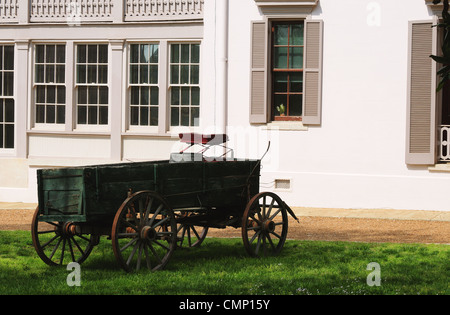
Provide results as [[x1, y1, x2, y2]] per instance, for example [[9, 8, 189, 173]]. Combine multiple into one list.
[[125, 0, 204, 21], [30, 0, 113, 22], [440, 125, 450, 161], [0, 0, 18, 22], [0, 0, 204, 24]]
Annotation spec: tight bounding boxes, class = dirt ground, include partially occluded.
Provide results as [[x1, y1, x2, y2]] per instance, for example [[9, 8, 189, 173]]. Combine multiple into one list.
[[1, 209, 449, 244]]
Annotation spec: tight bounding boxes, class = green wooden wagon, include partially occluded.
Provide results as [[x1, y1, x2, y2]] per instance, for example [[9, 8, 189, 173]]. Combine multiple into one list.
[[31, 133, 298, 272]]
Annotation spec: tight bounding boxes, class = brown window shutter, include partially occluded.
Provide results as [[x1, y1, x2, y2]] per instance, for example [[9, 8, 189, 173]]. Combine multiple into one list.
[[406, 20, 438, 165], [302, 19, 323, 125], [250, 20, 268, 124]]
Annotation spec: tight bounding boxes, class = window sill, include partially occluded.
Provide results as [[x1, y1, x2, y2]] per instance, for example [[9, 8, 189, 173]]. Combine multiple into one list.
[[263, 121, 308, 131], [428, 163, 450, 172]]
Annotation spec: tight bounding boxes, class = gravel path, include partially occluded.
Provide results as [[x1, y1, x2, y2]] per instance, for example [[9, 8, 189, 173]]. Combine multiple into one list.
[[2, 209, 449, 244]]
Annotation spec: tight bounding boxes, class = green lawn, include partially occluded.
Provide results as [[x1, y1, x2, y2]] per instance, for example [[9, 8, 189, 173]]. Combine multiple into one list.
[[0, 230, 448, 295]]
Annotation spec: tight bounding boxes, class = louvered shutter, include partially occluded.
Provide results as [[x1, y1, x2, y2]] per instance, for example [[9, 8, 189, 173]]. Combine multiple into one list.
[[406, 20, 438, 165], [302, 19, 323, 125], [250, 21, 268, 124]]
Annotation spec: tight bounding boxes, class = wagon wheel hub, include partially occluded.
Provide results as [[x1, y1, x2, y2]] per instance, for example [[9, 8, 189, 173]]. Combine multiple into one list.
[[140, 225, 157, 240], [262, 219, 275, 233]]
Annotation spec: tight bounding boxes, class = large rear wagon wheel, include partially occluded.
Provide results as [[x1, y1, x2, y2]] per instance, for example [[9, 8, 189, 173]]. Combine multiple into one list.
[[31, 207, 97, 266], [111, 191, 177, 272], [175, 211, 208, 248], [241, 192, 288, 257]]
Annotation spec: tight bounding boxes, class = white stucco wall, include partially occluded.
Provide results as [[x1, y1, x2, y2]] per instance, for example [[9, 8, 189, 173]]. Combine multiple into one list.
[[1, 0, 450, 211]]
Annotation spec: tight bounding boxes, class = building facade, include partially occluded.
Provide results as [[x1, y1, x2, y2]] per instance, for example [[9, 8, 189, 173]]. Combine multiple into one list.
[[0, 0, 449, 212]]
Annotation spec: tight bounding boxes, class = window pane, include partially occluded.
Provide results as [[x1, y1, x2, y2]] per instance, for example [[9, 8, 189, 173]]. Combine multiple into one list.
[[99, 86, 108, 104], [35, 65, 45, 83], [88, 87, 98, 104], [36, 105, 45, 123], [98, 65, 107, 84], [36, 45, 45, 63], [87, 65, 97, 83], [78, 87, 87, 104], [191, 44, 200, 63], [289, 94, 302, 116], [191, 107, 199, 126], [150, 86, 159, 105], [0, 74, 2, 95], [77, 65, 86, 83], [77, 45, 86, 63], [88, 106, 98, 124], [150, 107, 158, 126], [45, 65, 55, 83], [289, 73, 303, 92], [4, 72, 13, 96], [170, 65, 179, 84], [171, 44, 179, 63], [130, 106, 139, 125], [5, 124, 13, 148], [0, 100, 3, 121], [181, 87, 190, 105], [46, 45, 55, 63], [98, 45, 108, 63], [140, 87, 149, 105], [274, 25, 288, 45], [181, 44, 190, 63], [289, 47, 303, 69], [274, 47, 287, 69], [190, 65, 199, 84], [57, 105, 65, 124], [140, 44, 149, 63], [36, 86, 45, 103], [171, 107, 179, 126], [273, 73, 288, 92], [150, 45, 159, 63], [5, 99, 14, 122], [56, 45, 65, 63], [130, 45, 139, 63], [140, 106, 149, 125], [47, 86, 55, 103], [57, 86, 66, 104], [131, 86, 139, 105], [274, 94, 287, 115], [99, 106, 108, 125], [181, 107, 189, 126], [77, 106, 87, 124], [56, 65, 65, 83], [46, 105, 55, 123], [130, 65, 139, 84], [140, 65, 149, 84], [0, 124, 2, 148], [291, 24, 304, 45], [191, 87, 199, 105], [149, 65, 158, 84], [88, 45, 98, 63], [180, 65, 189, 84], [171, 87, 179, 105]]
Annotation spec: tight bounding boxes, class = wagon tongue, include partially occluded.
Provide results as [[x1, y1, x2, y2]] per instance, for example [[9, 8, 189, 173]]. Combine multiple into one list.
[[283, 202, 300, 223]]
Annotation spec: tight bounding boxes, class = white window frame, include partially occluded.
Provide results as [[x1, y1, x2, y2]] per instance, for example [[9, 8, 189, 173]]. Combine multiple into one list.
[[33, 43, 67, 129], [126, 42, 160, 134], [168, 42, 201, 131], [0, 44, 15, 150], [74, 42, 110, 132]]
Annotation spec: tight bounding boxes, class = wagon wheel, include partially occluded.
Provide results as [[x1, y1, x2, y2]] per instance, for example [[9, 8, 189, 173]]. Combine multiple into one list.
[[31, 207, 97, 266], [111, 191, 177, 272], [241, 192, 288, 257], [175, 212, 208, 248]]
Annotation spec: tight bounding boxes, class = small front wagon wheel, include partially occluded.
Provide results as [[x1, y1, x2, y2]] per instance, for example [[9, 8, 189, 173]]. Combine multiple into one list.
[[31, 207, 96, 266], [111, 191, 177, 272], [241, 192, 288, 257]]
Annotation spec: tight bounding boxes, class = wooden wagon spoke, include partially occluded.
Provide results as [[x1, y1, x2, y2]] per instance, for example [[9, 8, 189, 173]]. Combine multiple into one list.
[[152, 238, 171, 251], [148, 204, 164, 226], [269, 208, 282, 221], [126, 241, 140, 267], [71, 236, 86, 257], [67, 238, 76, 262], [143, 242, 152, 270], [120, 237, 138, 252], [144, 196, 154, 224], [59, 238, 67, 265], [266, 199, 275, 218], [152, 216, 170, 229], [49, 236, 62, 260], [40, 234, 59, 249], [147, 241, 163, 265]]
